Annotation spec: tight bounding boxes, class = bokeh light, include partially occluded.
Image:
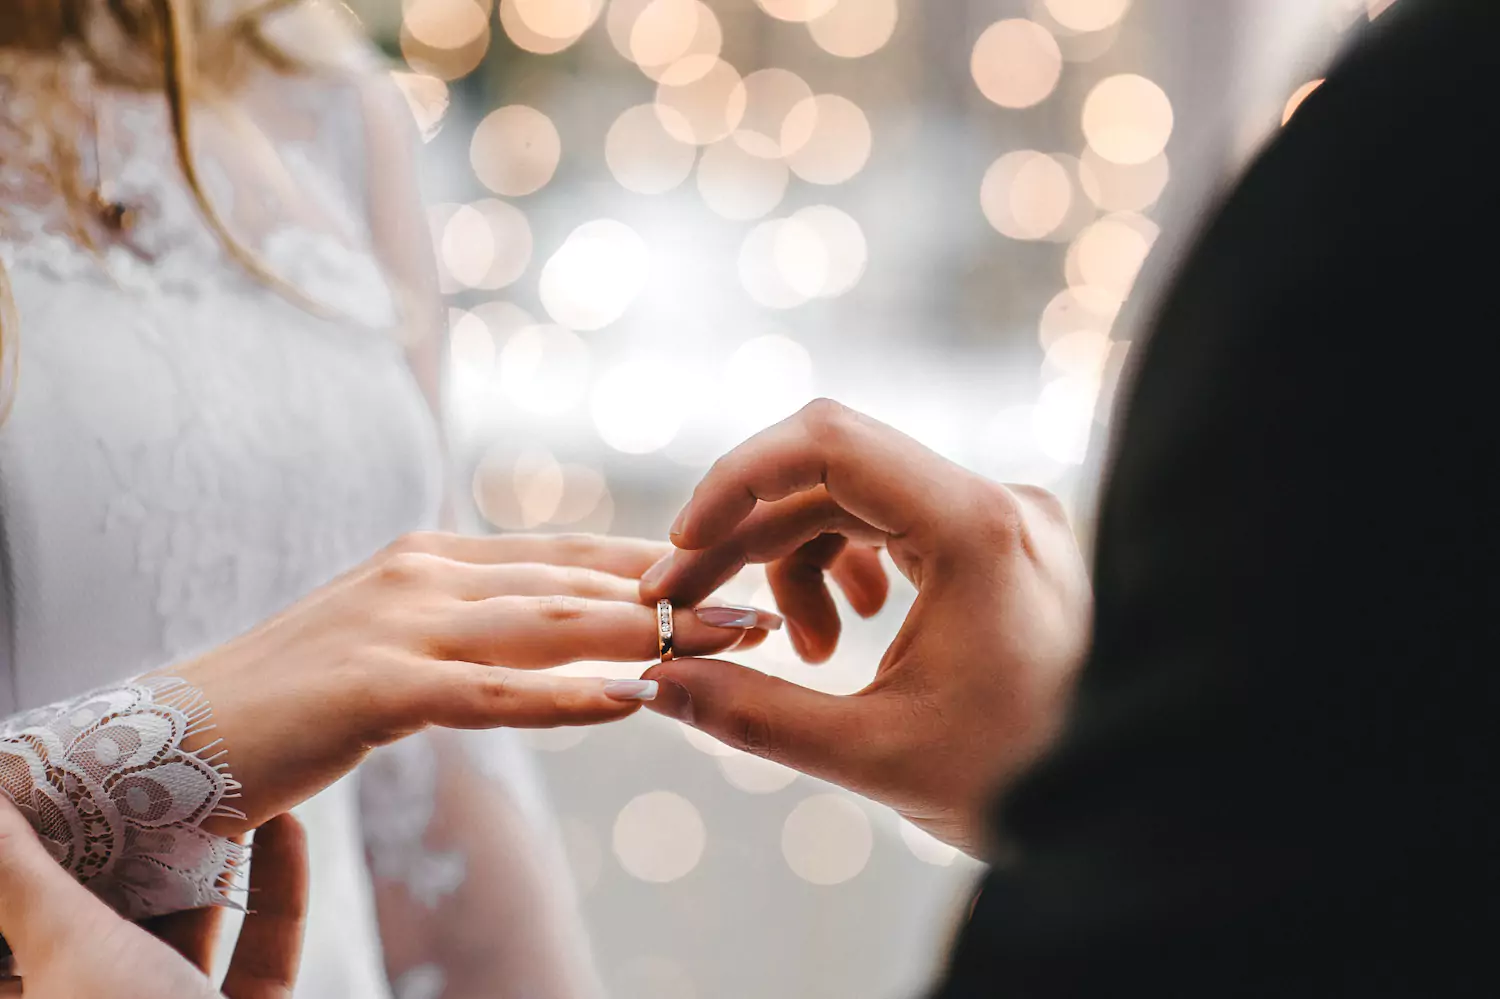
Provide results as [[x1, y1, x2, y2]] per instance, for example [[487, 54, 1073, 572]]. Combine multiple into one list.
[[733, 68, 814, 159], [1082, 74, 1174, 165], [790, 205, 867, 297], [1065, 213, 1158, 301], [496, 323, 591, 414], [591, 356, 687, 454], [755, 0, 838, 22], [629, 0, 723, 80], [697, 140, 790, 220], [613, 791, 706, 882], [607, 103, 699, 194], [971, 20, 1063, 109], [1039, 285, 1120, 348], [724, 333, 817, 433], [1032, 375, 1099, 463], [981, 151, 1074, 241], [718, 751, 799, 793], [441, 199, 532, 290], [500, 0, 598, 54], [470, 105, 562, 197], [401, 0, 491, 79], [781, 94, 872, 184], [808, 0, 899, 59], [654, 57, 748, 145], [539, 220, 651, 330], [1282, 79, 1325, 125], [1043, 0, 1131, 33], [511, 0, 604, 40], [781, 794, 873, 885], [1077, 148, 1169, 212], [898, 819, 959, 867]]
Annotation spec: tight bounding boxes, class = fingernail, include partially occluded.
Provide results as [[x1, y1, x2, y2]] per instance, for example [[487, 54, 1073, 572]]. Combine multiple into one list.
[[604, 679, 659, 702], [668, 507, 688, 540], [640, 553, 674, 591], [651, 677, 694, 724], [695, 604, 784, 631]]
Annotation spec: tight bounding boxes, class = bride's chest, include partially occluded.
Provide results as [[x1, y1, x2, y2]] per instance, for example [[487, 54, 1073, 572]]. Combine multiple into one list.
[[0, 268, 442, 706]]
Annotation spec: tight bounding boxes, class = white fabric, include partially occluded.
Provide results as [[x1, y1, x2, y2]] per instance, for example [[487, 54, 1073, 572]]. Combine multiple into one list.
[[0, 45, 442, 997], [0, 675, 245, 919]]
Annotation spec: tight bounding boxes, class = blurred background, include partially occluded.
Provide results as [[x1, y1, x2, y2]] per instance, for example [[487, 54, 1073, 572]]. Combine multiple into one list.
[[338, 1, 1388, 996]]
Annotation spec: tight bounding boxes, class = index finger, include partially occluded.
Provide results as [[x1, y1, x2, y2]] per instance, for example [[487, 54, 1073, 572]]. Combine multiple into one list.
[[670, 400, 966, 553]]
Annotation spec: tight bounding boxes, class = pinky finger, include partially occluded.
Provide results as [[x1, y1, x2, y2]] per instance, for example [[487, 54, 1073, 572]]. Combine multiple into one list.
[[417, 664, 651, 730], [221, 814, 309, 999]]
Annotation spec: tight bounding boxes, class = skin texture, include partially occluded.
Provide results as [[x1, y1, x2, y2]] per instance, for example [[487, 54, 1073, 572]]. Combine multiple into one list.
[[165, 531, 771, 840], [641, 400, 1093, 854], [0, 801, 308, 999]]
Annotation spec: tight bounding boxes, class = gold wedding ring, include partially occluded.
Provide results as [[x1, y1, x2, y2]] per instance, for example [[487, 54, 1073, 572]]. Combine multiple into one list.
[[656, 598, 675, 662]]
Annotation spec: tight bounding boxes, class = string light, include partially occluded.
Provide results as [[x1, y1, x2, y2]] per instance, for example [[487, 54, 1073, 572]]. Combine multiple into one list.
[[972, 19, 1063, 109]]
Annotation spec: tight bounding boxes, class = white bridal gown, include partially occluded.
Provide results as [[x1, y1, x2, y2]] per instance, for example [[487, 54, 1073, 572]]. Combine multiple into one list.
[[0, 34, 553, 999]]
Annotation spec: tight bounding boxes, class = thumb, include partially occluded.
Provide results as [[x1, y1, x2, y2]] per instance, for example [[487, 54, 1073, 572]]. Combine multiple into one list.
[[0, 796, 107, 964], [640, 659, 884, 785]]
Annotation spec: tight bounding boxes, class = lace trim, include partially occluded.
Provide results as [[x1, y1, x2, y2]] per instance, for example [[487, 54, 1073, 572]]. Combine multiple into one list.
[[0, 676, 247, 921]]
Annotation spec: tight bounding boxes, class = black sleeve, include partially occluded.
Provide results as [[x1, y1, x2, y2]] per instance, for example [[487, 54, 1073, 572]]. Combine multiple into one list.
[[935, 3, 1497, 995]]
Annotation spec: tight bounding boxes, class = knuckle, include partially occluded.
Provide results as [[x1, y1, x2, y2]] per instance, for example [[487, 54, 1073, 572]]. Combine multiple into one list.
[[376, 550, 444, 588], [799, 397, 850, 442]]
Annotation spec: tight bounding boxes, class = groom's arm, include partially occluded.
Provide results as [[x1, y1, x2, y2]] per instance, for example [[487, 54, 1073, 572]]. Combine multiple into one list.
[[937, 3, 1496, 994]]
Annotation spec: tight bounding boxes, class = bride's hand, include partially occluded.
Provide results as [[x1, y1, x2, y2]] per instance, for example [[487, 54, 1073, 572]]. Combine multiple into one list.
[[164, 532, 777, 836]]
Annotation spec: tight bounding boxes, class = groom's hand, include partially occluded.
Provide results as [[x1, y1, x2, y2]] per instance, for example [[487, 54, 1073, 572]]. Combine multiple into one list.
[[640, 400, 1092, 853]]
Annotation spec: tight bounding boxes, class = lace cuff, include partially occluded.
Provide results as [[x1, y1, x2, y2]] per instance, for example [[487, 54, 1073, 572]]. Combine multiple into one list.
[[0, 676, 247, 923]]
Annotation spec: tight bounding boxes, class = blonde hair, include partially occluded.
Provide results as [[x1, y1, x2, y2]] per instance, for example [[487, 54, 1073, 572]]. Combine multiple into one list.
[[0, 0, 362, 421]]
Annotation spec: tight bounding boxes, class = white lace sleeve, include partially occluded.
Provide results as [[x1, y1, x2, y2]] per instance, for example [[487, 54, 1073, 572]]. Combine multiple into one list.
[[0, 676, 246, 929]]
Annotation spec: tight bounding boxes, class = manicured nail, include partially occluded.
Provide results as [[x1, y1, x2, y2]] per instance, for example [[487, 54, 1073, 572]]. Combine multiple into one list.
[[640, 553, 674, 591], [696, 604, 784, 631], [668, 507, 688, 540], [604, 679, 659, 702]]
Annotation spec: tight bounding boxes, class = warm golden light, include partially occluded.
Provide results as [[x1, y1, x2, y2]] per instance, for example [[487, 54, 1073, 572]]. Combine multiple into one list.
[[400, 2, 490, 81], [1082, 74, 1174, 165], [808, 0, 899, 59], [971, 19, 1063, 109], [1066, 213, 1158, 300], [1077, 148, 1169, 212], [606, 104, 698, 194], [792, 205, 867, 297], [469, 200, 533, 290], [654, 57, 748, 146], [734, 68, 815, 159], [697, 140, 790, 220], [511, 0, 604, 40], [1039, 285, 1121, 348], [981, 151, 1073, 241], [1043, 0, 1131, 33], [755, 0, 839, 22], [781, 94, 872, 185], [499, 0, 589, 54], [470, 106, 561, 197], [781, 794, 873, 885], [1282, 79, 1325, 125], [613, 792, 705, 883], [403, 0, 488, 49], [539, 220, 651, 331]]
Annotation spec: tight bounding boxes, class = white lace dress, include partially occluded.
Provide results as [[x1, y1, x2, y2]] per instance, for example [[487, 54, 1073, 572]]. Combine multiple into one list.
[[0, 45, 564, 999]]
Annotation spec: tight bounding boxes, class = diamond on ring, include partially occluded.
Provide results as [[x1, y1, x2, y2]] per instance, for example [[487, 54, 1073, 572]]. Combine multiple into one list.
[[657, 598, 675, 661]]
